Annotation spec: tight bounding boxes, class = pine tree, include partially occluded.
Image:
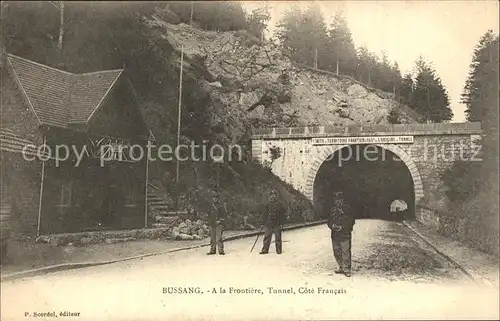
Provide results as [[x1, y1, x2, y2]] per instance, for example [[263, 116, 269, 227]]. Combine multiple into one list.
[[169, 2, 247, 32], [391, 61, 403, 95], [301, 3, 329, 69], [480, 36, 499, 175], [355, 46, 377, 86], [442, 32, 498, 254], [245, 5, 271, 41], [1, 1, 61, 65], [462, 30, 497, 122], [462, 31, 499, 184], [276, 4, 329, 68], [412, 57, 453, 122], [369, 51, 384, 90], [399, 73, 414, 106], [326, 12, 356, 75], [276, 5, 305, 62]]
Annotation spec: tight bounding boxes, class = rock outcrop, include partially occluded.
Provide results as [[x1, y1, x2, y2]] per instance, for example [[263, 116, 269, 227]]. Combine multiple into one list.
[[170, 219, 210, 241], [146, 15, 419, 145]]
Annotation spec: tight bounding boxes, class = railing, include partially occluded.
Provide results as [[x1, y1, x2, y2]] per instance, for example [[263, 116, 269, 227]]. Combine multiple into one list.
[[147, 182, 161, 191], [251, 122, 483, 139]]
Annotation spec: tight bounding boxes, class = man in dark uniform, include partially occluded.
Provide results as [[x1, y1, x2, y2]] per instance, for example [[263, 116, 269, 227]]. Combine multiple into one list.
[[207, 191, 226, 255], [328, 191, 355, 277], [260, 189, 287, 254]]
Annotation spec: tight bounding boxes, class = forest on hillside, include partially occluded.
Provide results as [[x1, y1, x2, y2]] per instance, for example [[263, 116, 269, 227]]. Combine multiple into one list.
[[440, 31, 499, 254], [1, 1, 454, 127]]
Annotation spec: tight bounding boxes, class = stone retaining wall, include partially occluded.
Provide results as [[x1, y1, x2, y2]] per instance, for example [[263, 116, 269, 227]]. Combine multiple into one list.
[[35, 226, 176, 247], [416, 206, 440, 229]]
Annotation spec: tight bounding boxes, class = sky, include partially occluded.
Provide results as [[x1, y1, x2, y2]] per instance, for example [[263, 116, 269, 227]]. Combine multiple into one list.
[[242, 1, 499, 122]]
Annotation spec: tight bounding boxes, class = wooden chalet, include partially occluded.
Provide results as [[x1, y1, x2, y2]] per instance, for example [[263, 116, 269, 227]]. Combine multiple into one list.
[[1, 53, 152, 237]]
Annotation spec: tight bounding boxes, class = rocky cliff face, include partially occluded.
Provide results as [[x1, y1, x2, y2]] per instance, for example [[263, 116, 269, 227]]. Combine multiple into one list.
[[146, 13, 417, 148]]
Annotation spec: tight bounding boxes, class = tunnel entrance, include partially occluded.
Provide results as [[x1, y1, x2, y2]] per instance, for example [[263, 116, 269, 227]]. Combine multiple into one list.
[[313, 144, 415, 221]]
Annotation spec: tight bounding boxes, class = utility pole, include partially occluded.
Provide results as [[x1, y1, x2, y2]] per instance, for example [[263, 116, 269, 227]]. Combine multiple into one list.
[[213, 155, 223, 194], [48, 1, 64, 52], [58, 1, 64, 51], [175, 45, 184, 210], [190, 2, 194, 25], [216, 163, 220, 193], [314, 48, 318, 70], [36, 137, 47, 237]]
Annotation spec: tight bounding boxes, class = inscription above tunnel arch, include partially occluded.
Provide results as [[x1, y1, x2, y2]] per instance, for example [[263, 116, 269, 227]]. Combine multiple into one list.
[[312, 135, 414, 145]]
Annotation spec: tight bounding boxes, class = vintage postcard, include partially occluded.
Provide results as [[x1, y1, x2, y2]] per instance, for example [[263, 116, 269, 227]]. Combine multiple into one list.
[[1, 1, 499, 320]]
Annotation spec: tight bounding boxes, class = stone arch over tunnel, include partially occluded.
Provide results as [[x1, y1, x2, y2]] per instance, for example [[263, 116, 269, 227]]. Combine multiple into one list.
[[304, 144, 424, 217]]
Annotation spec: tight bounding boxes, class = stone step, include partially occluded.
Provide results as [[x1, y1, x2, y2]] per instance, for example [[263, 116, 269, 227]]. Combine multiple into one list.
[[148, 193, 165, 197], [153, 223, 175, 228], [149, 208, 170, 213], [148, 192, 162, 197], [148, 201, 169, 207], [147, 197, 166, 202], [155, 212, 175, 216], [149, 204, 171, 209], [150, 209, 172, 214], [155, 216, 178, 224], [148, 196, 167, 200], [155, 212, 190, 218], [165, 210, 189, 216]]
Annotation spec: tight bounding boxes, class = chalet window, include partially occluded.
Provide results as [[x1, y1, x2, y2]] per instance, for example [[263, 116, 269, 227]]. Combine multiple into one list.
[[58, 181, 72, 207]]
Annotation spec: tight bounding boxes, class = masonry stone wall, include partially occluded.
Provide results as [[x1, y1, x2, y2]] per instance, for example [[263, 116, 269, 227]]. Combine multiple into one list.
[[417, 207, 440, 229], [251, 123, 482, 229], [1, 152, 42, 239], [1, 66, 44, 239]]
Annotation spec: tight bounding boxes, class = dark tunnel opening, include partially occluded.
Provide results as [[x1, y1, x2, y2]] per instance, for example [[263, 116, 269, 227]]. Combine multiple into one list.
[[313, 145, 415, 221]]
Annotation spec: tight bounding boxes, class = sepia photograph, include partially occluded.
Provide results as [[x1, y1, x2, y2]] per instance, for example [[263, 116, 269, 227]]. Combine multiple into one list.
[[0, 1, 499, 320]]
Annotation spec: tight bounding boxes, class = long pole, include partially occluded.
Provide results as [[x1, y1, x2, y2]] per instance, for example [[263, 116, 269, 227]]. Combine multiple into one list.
[[314, 48, 318, 70], [58, 1, 64, 52], [176, 45, 184, 210], [36, 136, 47, 237], [190, 2, 194, 25], [216, 163, 220, 194], [250, 225, 264, 252], [144, 155, 149, 228]]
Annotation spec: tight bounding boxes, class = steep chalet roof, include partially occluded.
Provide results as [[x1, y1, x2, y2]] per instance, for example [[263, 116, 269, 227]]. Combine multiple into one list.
[[6, 54, 123, 128]]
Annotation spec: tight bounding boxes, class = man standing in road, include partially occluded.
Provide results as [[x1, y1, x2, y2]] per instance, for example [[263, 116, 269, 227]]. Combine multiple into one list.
[[207, 191, 226, 255], [260, 189, 287, 255], [328, 191, 355, 277]]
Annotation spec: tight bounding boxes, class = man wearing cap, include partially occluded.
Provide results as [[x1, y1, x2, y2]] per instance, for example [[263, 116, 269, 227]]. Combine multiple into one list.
[[328, 191, 355, 277], [260, 189, 287, 254], [207, 191, 226, 255]]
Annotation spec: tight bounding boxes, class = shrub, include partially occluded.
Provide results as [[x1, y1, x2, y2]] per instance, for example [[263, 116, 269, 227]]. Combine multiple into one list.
[[440, 160, 482, 202], [269, 146, 282, 161], [234, 30, 262, 47], [439, 186, 499, 255], [387, 108, 402, 124]]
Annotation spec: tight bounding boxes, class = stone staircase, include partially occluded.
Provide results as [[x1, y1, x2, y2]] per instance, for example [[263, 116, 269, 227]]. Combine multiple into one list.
[[147, 185, 189, 228]]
